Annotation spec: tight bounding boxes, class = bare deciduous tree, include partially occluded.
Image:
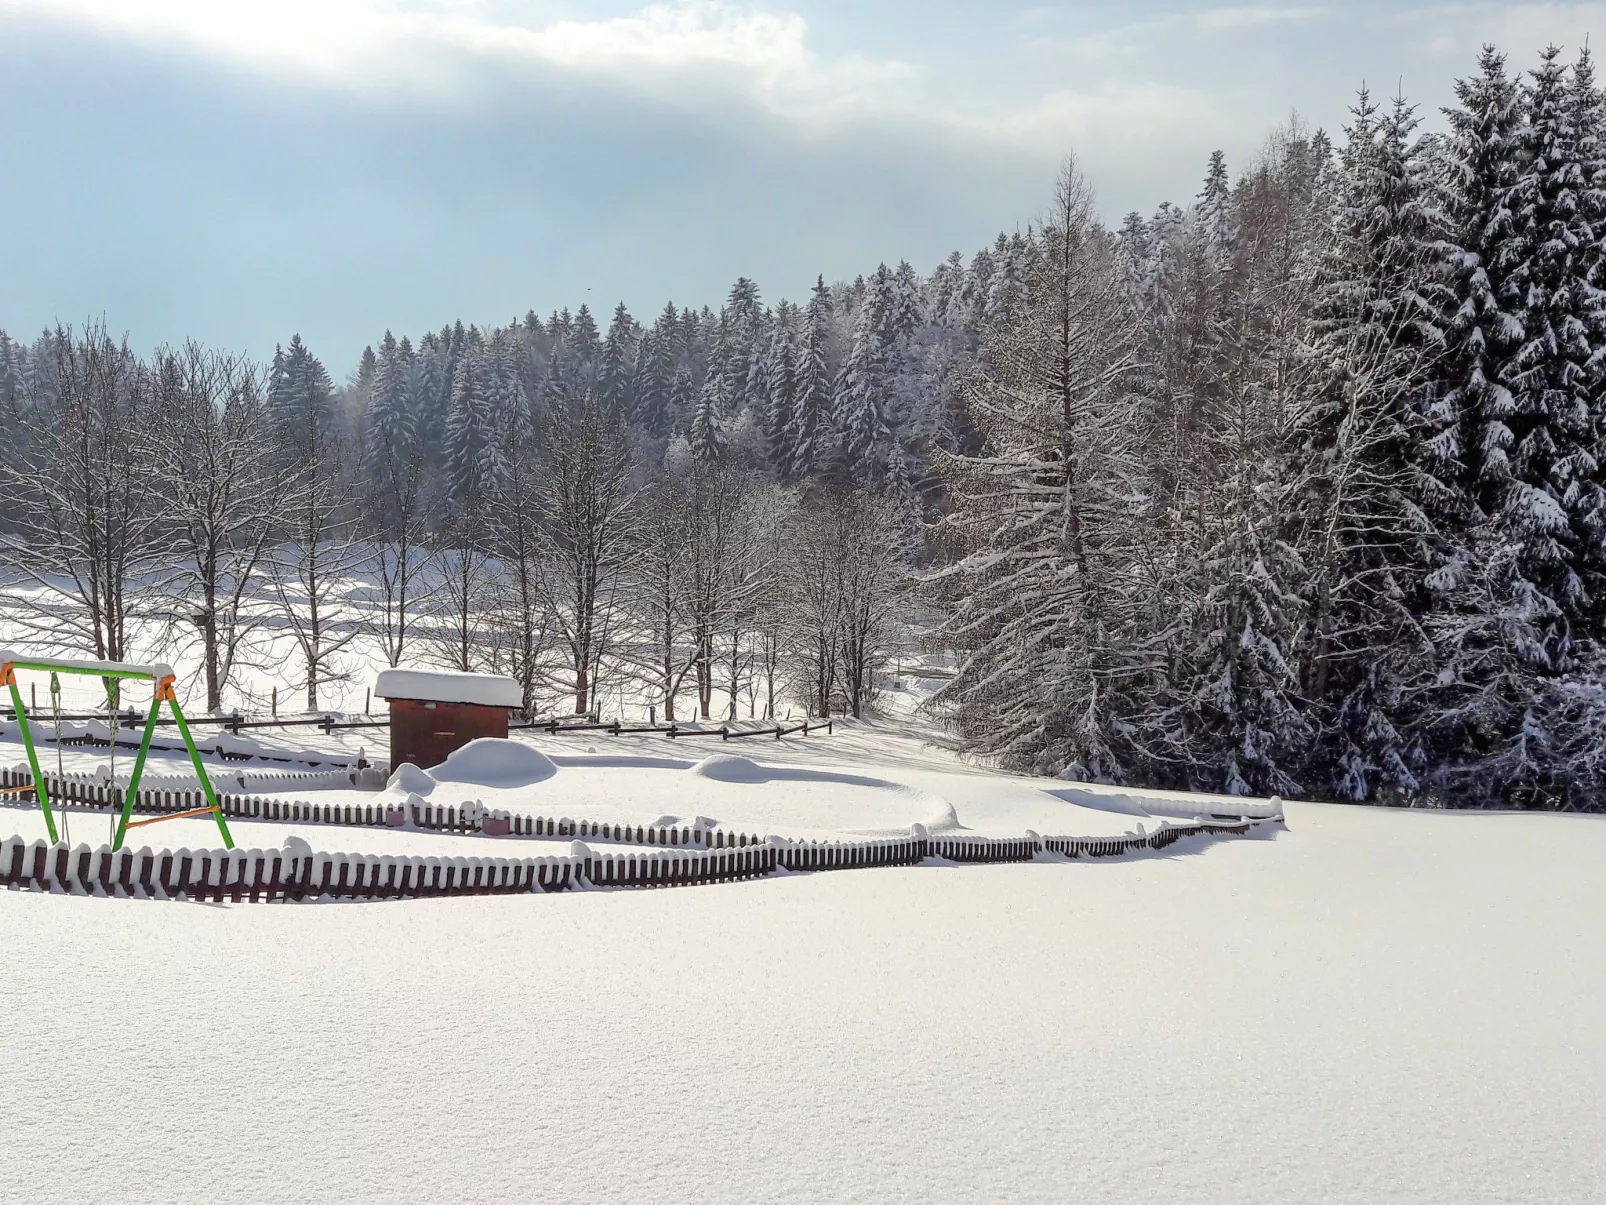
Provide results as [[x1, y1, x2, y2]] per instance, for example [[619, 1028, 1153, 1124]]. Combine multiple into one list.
[[0, 321, 161, 664], [147, 341, 287, 711]]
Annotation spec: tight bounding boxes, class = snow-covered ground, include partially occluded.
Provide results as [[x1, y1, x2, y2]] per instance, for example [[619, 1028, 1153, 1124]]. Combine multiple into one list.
[[1, 655, 1596, 1202], [2, 799, 1602, 1203], [0, 718, 1235, 850]]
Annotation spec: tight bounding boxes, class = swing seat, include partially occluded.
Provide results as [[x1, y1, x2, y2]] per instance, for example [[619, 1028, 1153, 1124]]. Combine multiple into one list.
[[0, 782, 37, 796]]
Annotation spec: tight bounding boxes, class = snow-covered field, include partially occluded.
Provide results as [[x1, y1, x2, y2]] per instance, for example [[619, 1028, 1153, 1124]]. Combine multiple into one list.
[[0, 716, 1235, 850], [2, 796, 1602, 1203], [0, 657, 1594, 1203]]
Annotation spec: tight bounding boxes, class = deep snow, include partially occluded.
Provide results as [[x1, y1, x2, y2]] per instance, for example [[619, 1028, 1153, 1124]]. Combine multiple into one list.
[[0, 723, 1192, 845], [1, 801, 1602, 1203]]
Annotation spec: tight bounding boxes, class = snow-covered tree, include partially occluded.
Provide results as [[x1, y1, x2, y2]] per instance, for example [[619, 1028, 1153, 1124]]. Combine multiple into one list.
[[148, 342, 284, 710], [265, 334, 359, 709], [934, 159, 1146, 779], [1286, 91, 1450, 800], [1494, 46, 1606, 659], [0, 323, 161, 665], [789, 277, 834, 477]]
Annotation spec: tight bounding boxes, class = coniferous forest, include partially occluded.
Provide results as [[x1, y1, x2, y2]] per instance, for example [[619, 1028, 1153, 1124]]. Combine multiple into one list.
[[4, 42, 1606, 809]]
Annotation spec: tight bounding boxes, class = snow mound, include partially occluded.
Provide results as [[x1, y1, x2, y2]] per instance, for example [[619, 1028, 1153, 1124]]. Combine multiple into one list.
[[689, 754, 767, 782], [430, 739, 558, 787], [385, 763, 437, 797]]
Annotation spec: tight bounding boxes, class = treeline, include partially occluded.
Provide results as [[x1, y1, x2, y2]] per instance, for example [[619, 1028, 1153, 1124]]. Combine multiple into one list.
[[0, 215, 1018, 721], [938, 43, 1606, 810], [0, 328, 915, 722], [5, 40, 1606, 807]]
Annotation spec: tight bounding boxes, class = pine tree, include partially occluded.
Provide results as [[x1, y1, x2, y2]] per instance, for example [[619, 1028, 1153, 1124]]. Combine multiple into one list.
[[637, 303, 681, 436], [1114, 211, 1154, 310], [1416, 46, 1539, 797], [411, 334, 451, 466], [571, 304, 601, 370], [930, 251, 968, 325], [835, 281, 892, 480], [789, 277, 833, 477], [1428, 46, 1525, 517], [355, 344, 378, 395], [764, 307, 798, 473], [1196, 149, 1235, 264], [365, 332, 411, 472], [984, 233, 1029, 320], [1497, 46, 1606, 664], [1290, 89, 1449, 800], [443, 353, 494, 512], [934, 160, 1145, 779], [600, 302, 637, 416], [689, 375, 724, 462], [888, 261, 924, 340], [268, 334, 335, 463], [1135, 123, 1326, 797]]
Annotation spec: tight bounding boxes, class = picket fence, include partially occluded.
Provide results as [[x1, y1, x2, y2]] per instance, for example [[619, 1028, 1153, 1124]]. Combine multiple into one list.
[[0, 766, 776, 849], [0, 834, 780, 902], [0, 810, 1273, 903]]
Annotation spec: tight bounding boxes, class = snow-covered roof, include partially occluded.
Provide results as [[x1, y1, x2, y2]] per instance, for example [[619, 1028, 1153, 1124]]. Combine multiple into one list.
[[374, 667, 522, 709], [0, 649, 175, 681]]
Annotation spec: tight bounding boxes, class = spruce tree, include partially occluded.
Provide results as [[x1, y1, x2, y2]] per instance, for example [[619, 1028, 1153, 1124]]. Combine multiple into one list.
[[835, 285, 892, 480], [599, 302, 637, 416], [1196, 149, 1235, 264], [1290, 90, 1449, 801], [689, 376, 724, 462], [789, 277, 834, 476], [1498, 46, 1606, 664], [764, 308, 798, 473], [1417, 46, 1538, 798], [1428, 45, 1524, 517]]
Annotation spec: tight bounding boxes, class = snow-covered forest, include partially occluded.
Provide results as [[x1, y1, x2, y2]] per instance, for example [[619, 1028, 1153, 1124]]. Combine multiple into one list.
[[4, 41, 1605, 810]]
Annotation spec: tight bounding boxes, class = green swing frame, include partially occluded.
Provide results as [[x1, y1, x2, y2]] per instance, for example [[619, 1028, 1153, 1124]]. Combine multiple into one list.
[[0, 652, 234, 852]]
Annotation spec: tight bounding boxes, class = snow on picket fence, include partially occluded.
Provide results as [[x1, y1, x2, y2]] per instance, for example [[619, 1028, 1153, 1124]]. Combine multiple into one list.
[[0, 764, 387, 807], [0, 765, 768, 847], [5, 764, 1277, 852], [0, 834, 776, 902], [0, 815, 1274, 903]]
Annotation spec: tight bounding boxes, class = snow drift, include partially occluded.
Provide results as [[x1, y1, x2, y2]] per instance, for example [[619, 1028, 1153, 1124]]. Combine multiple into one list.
[[689, 754, 767, 782], [430, 738, 558, 787]]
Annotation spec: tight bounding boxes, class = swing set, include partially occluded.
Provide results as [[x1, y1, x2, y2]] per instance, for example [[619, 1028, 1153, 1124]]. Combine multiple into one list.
[[0, 651, 234, 852]]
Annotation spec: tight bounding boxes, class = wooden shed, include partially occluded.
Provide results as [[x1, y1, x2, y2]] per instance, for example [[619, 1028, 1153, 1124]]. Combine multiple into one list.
[[374, 668, 522, 771]]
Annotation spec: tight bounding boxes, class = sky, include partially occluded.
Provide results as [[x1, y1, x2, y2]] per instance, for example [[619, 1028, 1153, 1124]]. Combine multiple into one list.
[[3, 0, 1605, 373]]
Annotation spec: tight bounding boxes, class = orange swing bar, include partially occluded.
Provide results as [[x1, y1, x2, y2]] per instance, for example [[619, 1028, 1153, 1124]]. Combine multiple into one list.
[[124, 805, 225, 829]]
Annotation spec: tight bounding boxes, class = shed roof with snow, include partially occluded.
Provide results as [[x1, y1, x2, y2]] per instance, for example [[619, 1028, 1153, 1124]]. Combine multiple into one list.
[[374, 668, 522, 710]]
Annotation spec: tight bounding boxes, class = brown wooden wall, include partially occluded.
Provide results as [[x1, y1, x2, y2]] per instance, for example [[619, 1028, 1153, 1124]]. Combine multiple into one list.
[[388, 699, 509, 770]]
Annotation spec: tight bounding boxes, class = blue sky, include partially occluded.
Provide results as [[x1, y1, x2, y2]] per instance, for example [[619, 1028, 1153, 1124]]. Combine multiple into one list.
[[2, 1, 1603, 372]]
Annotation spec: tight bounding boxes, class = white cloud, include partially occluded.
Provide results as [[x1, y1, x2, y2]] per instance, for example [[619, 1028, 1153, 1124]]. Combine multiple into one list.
[[1195, 5, 1332, 31], [0, 0, 916, 123], [1383, 2, 1606, 61], [0, 0, 1264, 184], [9, 0, 1487, 219]]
